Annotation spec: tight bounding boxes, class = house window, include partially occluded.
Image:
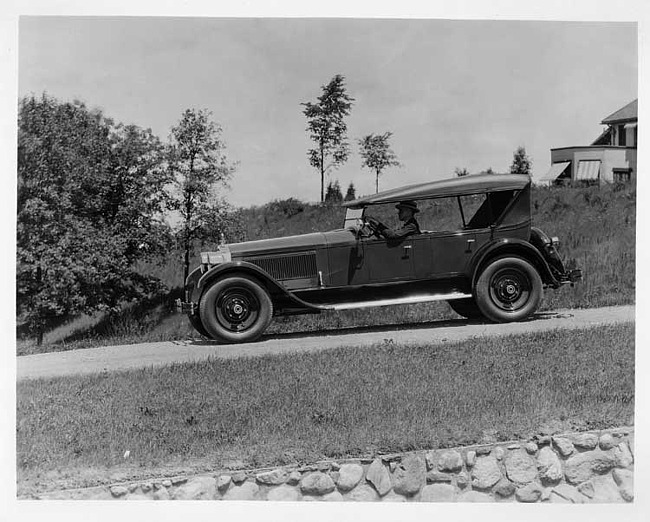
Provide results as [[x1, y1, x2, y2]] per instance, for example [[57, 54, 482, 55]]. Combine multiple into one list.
[[613, 168, 632, 183], [617, 124, 627, 146]]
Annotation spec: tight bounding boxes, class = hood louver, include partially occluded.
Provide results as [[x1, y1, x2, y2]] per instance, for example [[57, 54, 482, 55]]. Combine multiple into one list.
[[245, 251, 318, 281]]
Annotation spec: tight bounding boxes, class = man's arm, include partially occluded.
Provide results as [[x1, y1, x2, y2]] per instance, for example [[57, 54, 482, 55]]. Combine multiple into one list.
[[378, 221, 419, 239]]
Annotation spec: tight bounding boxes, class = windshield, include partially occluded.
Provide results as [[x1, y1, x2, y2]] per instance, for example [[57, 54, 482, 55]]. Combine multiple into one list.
[[344, 207, 364, 229]]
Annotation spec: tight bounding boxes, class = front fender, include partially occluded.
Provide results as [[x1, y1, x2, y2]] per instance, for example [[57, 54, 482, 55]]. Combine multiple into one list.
[[470, 238, 559, 288], [195, 261, 321, 313]]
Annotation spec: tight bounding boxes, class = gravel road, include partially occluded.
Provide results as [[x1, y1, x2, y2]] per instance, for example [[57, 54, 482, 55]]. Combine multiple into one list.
[[17, 305, 635, 381]]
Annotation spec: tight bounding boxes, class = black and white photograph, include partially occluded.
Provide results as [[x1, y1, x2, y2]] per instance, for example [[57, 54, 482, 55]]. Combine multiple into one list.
[[5, 1, 647, 520]]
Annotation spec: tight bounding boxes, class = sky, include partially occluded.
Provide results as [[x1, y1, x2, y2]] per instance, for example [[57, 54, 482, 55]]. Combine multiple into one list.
[[18, 17, 638, 207]]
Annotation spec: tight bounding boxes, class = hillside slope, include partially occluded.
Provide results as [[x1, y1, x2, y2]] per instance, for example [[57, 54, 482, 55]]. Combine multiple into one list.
[[19, 182, 635, 354]]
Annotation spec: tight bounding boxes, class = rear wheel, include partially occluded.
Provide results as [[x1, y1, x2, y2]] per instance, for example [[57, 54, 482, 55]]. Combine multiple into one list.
[[474, 256, 542, 322], [448, 297, 484, 320], [199, 276, 273, 344]]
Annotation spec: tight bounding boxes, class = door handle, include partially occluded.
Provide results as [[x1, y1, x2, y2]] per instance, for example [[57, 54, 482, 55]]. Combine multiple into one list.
[[466, 239, 475, 253], [402, 244, 412, 259]]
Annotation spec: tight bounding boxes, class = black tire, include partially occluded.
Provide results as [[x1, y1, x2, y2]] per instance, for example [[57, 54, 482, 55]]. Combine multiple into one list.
[[199, 275, 273, 343], [448, 298, 484, 320], [474, 256, 543, 322], [188, 313, 212, 339]]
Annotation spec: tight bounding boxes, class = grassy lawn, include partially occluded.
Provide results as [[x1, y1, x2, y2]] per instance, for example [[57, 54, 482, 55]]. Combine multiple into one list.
[[17, 323, 634, 494]]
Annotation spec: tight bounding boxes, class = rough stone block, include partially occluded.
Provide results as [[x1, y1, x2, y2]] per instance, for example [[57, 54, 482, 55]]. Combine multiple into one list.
[[336, 463, 364, 492], [505, 449, 537, 484], [110, 485, 128, 498], [612, 468, 634, 502], [577, 480, 594, 499], [222, 481, 260, 501], [366, 459, 392, 496], [427, 471, 452, 483], [304, 490, 343, 502], [267, 485, 301, 501], [515, 482, 542, 503], [494, 478, 515, 498], [590, 474, 623, 502], [571, 433, 598, 450], [152, 487, 170, 500], [599, 433, 616, 450], [217, 475, 232, 492], [392, 455, 426, 496], [564, 450, 616, 485], [465, 450, 476, 467], [345, 484, 379, 502], [421, 484, 456, 502], [457, 490, 494, 502], [537, 446, 563, 483], [524, 442, 538, 455], [437, 450, 463, 472], [613, 442, 634, 468], [300, 472, 335, 496], [455, 471, 469, 489], [471, 455, 502, 490], [382, 491, 408, 502], [492, 447, 504, 460], [552, 483, 586, 504], [287, 471, 301, 485], [231, 471, 247, 484], [256, 468, 289, 485], [553, 437, 575, 457], [171, 476, 217, 500]]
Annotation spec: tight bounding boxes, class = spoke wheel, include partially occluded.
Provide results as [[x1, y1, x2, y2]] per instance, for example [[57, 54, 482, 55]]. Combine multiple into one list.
[[200, 276, 273, 343], [475, 256, 542, 322]]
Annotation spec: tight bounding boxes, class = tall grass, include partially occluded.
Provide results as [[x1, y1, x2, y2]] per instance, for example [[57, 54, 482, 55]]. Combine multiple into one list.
[[16, 324, 634, 493], [18, 182, 635, 353]]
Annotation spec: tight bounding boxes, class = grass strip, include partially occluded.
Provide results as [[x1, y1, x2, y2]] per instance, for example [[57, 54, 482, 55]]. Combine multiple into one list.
[[17, 323, 634, 492]]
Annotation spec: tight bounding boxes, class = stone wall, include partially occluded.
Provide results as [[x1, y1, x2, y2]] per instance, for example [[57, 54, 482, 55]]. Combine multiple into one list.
[[35, 427, 634, 502]]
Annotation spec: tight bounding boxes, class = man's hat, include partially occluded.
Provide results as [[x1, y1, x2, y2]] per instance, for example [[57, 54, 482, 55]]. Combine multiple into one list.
[[396, 200, 419, 213]]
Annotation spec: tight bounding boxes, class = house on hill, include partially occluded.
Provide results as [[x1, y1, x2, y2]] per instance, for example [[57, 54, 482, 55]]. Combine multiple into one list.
[[539, 99, 637, 185]]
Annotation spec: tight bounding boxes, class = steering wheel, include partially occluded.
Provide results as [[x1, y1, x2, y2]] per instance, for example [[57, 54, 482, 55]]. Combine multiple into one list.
[[363, 216, 384, 238]]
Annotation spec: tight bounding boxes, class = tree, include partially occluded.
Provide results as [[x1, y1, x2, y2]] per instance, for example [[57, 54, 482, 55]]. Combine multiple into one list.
[[302, 74, 355, 202], [324, 179, 343, 204], [344, 182, 356, 201], [454, 167, 470, 177], [358, 132, 401, 193], [17, 94, 170, 344], [168, 109, 236, 283], [510, 146, 532, 175]]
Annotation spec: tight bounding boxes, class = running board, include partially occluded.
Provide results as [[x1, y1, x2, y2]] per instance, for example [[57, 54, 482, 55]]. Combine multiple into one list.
[[317, 292, 472, 311]]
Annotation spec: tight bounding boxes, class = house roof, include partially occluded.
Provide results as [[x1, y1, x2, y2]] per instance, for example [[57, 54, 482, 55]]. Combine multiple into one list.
[[343, 173, 530, 208], [601, 99, 638, 124]]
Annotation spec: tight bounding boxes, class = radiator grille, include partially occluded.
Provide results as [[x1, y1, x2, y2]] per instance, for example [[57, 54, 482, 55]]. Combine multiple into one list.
[[246, 252, 318, 281]]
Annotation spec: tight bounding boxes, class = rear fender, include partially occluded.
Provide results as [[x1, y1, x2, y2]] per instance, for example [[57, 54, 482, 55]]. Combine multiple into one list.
[[471, 239, 559, 288]]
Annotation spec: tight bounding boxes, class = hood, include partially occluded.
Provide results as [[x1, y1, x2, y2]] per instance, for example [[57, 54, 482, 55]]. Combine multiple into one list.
[[228, 232, 328, 258]]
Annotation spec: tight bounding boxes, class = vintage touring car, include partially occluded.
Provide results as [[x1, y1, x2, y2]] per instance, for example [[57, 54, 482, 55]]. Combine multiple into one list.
[[177, 173, 581, 343]]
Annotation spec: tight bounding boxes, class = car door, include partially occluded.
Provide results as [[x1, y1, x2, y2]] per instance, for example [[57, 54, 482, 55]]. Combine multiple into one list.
[[363, 236, 414, 282], [425, 228, 491, 278]]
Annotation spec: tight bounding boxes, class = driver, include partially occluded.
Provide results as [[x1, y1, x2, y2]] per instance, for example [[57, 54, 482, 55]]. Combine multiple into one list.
[[367, 200, 421, 239]]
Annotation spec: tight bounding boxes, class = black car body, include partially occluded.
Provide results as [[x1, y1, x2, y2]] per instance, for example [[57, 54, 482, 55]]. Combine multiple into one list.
[[178, 174, 581, 343]]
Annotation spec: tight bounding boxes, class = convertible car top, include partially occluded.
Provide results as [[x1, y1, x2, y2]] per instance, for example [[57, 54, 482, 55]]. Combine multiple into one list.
[[345, 174, 531, 208]]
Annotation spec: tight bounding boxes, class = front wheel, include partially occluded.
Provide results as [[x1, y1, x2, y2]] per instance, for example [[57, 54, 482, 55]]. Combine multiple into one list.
[[199, 276, 273, 343], [474, 256, 542, 322]]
